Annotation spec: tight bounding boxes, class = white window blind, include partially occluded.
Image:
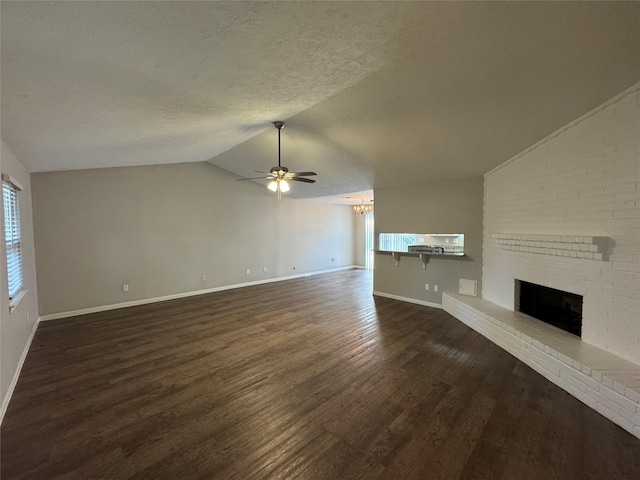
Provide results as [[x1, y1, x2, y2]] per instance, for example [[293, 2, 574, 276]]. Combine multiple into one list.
[[3, 179, 23, 299], [378, 233, 419, 253]]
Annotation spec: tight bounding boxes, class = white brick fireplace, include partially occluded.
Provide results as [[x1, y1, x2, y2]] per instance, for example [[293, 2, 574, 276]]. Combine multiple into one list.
[[445, 83, 640, 438], [484, 83, 639, 365]]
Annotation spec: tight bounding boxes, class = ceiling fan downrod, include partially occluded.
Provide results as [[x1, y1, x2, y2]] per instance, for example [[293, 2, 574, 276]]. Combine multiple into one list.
[[274, 121, 284, 168]]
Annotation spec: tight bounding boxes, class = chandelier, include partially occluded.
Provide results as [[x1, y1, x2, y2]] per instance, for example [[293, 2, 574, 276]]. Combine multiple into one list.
[[353, 200, 373, 215]]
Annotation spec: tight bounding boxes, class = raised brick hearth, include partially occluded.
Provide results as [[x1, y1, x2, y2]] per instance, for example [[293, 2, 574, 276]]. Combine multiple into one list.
[[444, 293, 640, 439]]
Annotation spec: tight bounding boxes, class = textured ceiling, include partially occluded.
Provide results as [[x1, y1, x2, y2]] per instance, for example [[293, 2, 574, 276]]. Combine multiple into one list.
[[2, 2, 640, 199]]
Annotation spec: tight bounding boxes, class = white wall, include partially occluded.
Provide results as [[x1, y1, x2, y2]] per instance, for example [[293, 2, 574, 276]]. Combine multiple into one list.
[[374, 177, 484, 306], [483, 83, 640, 364], [32, 162, 355, 316], [353, 212, 366, 267], [1, 141, 39, 420]]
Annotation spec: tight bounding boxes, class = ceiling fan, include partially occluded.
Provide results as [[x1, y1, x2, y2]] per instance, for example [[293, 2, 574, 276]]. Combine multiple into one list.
[[236, 121, 317, 198]]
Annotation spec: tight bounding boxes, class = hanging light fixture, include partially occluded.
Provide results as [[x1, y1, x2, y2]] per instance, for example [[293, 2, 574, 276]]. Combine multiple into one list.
[[353, 199, 374, 215], [267, 178, 290, 197], [236, 121, 317, 199]]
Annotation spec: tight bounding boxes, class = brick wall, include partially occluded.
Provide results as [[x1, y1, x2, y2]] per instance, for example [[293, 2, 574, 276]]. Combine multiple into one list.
[[483, 83, 640, 365]]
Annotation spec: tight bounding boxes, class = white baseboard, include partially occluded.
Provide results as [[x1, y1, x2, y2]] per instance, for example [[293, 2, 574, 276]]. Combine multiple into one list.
[[0, 317, 40, 425], [40, 266, 360, 322], [373, 291, 442, 310]]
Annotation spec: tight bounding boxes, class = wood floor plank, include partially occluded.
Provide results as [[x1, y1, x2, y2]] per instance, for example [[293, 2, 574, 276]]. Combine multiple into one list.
[[2, 270, 640, 479]]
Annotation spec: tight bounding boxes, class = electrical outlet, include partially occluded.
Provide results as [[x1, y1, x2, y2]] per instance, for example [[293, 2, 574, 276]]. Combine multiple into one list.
[[246, 268, 250, 275], [123, 284, 129, 292], [425, 283, 430, 291], [434, 285, 438, 292], [263, 266, 267, 272], [201, 274, 206, 281]]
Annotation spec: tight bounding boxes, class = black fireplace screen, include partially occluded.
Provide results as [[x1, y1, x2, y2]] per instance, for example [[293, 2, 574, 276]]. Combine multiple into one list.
[[517, 280, 583, 337]]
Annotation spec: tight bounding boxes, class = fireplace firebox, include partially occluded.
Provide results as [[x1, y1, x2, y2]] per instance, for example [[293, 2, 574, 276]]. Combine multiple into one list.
[[516, 280, 583, 337]]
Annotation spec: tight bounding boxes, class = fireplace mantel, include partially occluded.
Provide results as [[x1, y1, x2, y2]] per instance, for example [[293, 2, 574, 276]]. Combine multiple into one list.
[[493, 233, 609, 260]]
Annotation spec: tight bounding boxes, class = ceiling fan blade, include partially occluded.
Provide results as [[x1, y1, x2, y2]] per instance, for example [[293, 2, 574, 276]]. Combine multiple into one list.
[[287, 171, 317, 177], [236, 176, 273, 181], [289, 177, 316, 184]]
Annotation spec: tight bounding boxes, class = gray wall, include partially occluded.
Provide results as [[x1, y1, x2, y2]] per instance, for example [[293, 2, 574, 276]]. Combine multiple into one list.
[[32, 162, 355, 316], [1, 141, 39, 417], [373, 176, 483, 305]]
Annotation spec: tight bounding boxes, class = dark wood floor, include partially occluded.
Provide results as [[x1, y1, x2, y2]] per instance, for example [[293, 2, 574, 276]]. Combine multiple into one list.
[[2, 270, 639, 479]]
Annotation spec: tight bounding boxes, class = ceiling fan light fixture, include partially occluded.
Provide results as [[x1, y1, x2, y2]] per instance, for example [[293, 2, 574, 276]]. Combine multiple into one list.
[[267, 178, 290, 198], [236, 120, 317, 198]]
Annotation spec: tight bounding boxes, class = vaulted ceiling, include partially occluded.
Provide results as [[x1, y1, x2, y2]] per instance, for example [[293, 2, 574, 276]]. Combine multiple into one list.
[[2, 1, 639, 198]]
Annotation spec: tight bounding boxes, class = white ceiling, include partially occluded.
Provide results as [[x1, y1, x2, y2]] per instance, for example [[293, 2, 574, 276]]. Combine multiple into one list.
[[2, 2, 639, 199]]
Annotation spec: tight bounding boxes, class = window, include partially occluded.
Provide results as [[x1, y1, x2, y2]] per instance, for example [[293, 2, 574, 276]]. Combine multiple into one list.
[[364, 213, 374, 270], [3, 175, 24, 300], [378, 233, 420, 252]]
